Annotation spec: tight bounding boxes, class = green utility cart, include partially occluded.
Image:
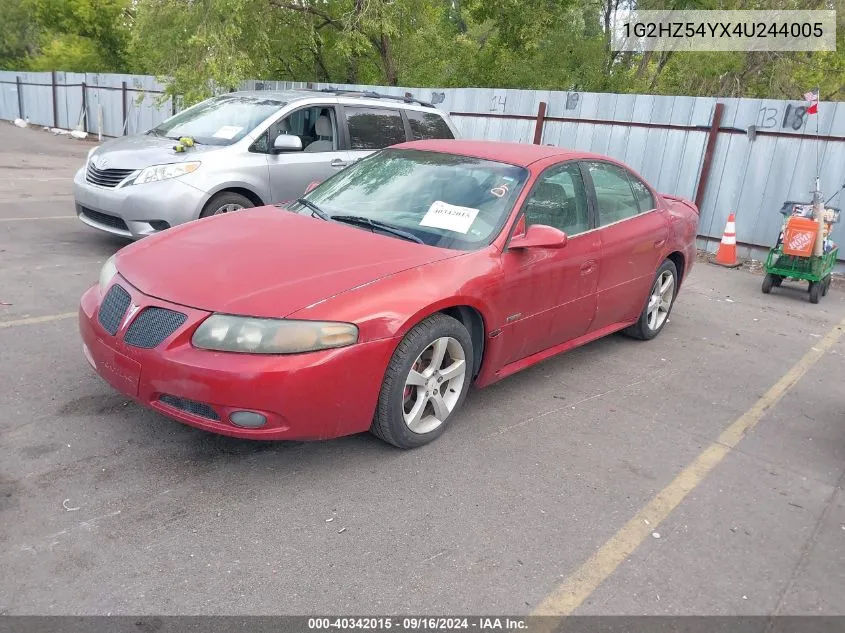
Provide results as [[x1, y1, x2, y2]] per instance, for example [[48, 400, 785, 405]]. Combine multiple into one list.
[[761, 245, 838, 304]]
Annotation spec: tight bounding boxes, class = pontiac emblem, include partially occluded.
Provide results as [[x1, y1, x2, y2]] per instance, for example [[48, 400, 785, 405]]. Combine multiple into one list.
[[122, 303, 140, 330]]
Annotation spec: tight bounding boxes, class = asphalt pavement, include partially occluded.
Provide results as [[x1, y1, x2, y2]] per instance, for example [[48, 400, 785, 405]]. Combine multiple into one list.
[[1, 123, 844, 616]]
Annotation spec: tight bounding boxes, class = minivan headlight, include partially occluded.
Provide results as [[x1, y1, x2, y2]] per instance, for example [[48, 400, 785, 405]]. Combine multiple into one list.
[[134, 162, 200, 185], [192, 315, 359, 354]]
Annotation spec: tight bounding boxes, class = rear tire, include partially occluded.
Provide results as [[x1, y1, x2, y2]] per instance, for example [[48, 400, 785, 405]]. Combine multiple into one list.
[[199, 191, 254, 218], [822, 275, 831, 296], [623, 259, 678, 341], [371, 314, 473, 449], [809, 282, 821, 304]]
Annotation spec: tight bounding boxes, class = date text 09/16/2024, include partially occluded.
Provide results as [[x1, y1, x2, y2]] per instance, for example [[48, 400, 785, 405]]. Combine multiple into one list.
[[307, 618, 528, 631]]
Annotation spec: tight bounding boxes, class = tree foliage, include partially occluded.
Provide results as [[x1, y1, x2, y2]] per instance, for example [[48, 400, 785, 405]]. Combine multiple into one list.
[[1, 0, 844, 103]]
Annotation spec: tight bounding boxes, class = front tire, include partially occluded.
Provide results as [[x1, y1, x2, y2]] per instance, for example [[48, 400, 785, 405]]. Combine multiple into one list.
[[762, 273, 775, 294], [623, 259, 678, 341], [199, 191, 254, 218], [371, 314, 473, 449]]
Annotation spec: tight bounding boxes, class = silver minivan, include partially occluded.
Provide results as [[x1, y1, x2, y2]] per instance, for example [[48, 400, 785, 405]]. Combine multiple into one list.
[[74, 89, 460, 239]]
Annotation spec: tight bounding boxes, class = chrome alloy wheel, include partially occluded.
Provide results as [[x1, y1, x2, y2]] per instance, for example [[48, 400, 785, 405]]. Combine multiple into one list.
[[647, 269, 674, 331], [212, 203, 244, 215], [402, 336, 467, 434]]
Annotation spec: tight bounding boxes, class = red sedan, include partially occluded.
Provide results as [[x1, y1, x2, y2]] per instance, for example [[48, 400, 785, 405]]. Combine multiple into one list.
[[79, 140, 699, 448]]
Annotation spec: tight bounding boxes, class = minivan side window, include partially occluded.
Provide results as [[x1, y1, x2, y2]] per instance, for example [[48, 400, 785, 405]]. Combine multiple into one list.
[[251, 105, 338, 154], [345, 107, 407, 150], [406, 110, 454, 140]]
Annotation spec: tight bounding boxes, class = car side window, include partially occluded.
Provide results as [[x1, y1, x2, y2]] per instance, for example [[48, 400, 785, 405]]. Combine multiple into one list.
[[345, 107, 407, 150], [252, 105, 338, 153], [585, 162, 641, 226], [523, 163, 591, 235], [628, 173, 656, 212], [406, 110, 454, 140]]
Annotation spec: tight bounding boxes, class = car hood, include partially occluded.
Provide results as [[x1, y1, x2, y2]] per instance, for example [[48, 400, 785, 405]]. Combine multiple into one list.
[[115, 207, 464, 317], [90, 134, 221, 170]]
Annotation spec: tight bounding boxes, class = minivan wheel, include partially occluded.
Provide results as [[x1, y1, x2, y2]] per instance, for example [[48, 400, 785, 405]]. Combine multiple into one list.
[[200, 192, 254, 218]]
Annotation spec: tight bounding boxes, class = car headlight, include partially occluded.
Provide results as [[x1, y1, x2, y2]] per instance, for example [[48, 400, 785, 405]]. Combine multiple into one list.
[[134, 162, 200, 185], [99, 255, 118, 291], [192, 315, 359, 354]]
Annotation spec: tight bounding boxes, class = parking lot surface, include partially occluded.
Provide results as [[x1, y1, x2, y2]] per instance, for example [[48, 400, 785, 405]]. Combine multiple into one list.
[[1, 123, 844, 616]]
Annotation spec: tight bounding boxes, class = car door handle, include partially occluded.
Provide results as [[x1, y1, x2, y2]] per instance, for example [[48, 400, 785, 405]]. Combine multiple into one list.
[[580, 260, 596, 275], [654, 238, 666, 248], [330, 159, 349, 168]]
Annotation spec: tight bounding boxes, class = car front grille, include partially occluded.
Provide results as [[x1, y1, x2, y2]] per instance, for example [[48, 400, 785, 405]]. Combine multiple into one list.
[[124, 307, 187, 349], [80, 207, 129, 231], [158, 394, 219, 421], [98, 284, 131, 335], [86, 164, 135, 188]]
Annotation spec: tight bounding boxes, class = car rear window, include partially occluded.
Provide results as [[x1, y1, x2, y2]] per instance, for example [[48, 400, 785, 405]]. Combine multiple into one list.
[[406, 110, 454, 140], [345, 107, 407, 150]]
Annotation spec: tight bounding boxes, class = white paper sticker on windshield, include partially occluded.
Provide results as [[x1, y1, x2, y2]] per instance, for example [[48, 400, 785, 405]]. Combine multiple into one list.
[[420, 201, 479, 234], [212, 125, 243, 139]]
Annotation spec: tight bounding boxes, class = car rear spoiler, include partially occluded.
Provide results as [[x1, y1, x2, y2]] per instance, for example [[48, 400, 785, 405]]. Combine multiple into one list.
[[662, 193, 699, 215]]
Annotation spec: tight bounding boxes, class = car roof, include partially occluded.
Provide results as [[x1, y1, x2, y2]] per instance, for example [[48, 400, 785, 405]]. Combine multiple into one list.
[[391, 139, 612, 168]]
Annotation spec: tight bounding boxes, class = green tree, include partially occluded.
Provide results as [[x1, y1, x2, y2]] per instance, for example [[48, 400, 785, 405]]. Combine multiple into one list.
[[27, 0, 133, 72], [0, 0, 40, 70]]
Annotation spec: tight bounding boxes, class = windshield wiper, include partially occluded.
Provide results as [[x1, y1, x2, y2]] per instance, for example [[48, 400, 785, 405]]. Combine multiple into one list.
[[331, 215, 425, 245], [296, 198, 330, 221]]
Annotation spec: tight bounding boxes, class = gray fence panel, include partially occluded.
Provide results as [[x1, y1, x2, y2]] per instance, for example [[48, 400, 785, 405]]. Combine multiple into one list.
[[18, 71, 52, 127]]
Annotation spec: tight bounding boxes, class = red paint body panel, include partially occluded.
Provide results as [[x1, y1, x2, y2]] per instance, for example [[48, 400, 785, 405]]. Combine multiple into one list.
[[80, 280, 398, 440], [115, 208, 462, 318], [79, 141, 700, 440]]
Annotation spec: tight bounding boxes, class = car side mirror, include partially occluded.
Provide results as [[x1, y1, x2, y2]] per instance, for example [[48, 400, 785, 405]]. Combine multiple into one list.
[[273, 134, 303, 152], [509, 224, 568, 250], [304, 181, 321, 194]]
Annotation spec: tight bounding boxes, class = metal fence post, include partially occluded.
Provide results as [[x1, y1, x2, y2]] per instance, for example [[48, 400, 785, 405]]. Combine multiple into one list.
[[15, 76, 23, 120], [533, 101, 547, 145], [122, 81, 128, 135], [81, 81, 88, 133], [694, 102, 725, 211], [51, 71, 58, 128], [171, 95, 176, 117]]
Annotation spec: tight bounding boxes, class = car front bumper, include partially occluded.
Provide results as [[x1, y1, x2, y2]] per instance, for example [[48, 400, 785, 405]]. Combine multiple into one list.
[[78, 279, 397, 440], [74, 167, 209, 239]]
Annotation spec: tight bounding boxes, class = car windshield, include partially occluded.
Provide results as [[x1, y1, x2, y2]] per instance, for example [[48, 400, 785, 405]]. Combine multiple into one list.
[[293, 149, 529, 251], [148, 95, 285, 146]]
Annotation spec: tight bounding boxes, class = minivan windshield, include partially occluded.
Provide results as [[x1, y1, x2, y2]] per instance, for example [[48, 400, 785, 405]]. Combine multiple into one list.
[[148, 95, 284, 146], [292, 149, 529, 251]]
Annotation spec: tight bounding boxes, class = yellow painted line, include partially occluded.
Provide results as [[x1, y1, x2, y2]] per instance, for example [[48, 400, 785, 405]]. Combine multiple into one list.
[[533, 316, 845, 617], [0, 216, 75, 222], [0, 312, 77, 328]]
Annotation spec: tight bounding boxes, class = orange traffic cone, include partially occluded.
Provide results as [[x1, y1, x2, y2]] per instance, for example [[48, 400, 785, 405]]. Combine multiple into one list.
[[712, 212, 741, 268]]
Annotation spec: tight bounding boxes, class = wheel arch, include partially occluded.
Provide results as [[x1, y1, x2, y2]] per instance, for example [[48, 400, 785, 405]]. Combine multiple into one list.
[[666, 250, 685, 288], [202, 186, 266, 211], [395, 300, 489, 380]]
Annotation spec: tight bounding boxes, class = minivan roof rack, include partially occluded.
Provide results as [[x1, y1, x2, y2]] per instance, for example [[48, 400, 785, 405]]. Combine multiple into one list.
[[308, 88, 435, 109]]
